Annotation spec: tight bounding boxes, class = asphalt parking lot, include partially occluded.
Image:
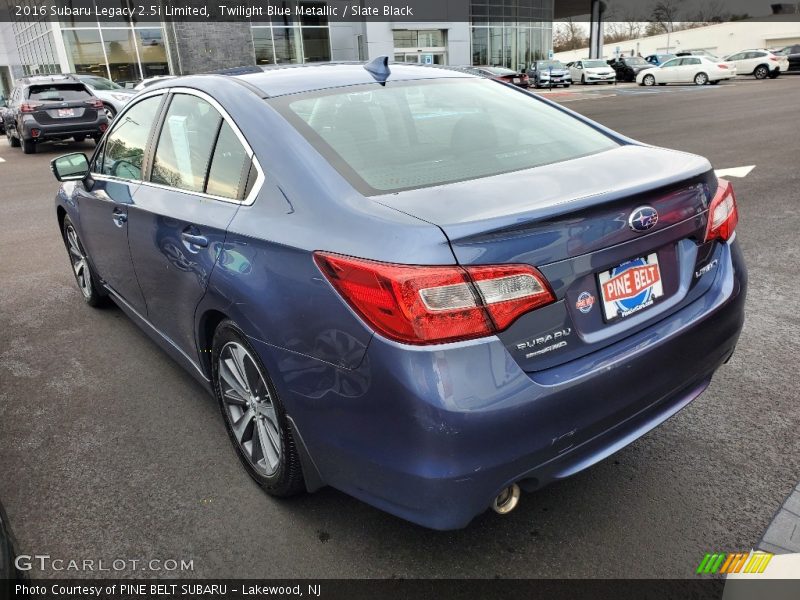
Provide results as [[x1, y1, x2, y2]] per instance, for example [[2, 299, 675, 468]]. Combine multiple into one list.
[[1, 75, 799, 579]]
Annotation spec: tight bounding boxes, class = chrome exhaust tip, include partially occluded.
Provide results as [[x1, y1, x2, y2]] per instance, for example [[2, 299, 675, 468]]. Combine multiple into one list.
[[491, 483, 521, 515]]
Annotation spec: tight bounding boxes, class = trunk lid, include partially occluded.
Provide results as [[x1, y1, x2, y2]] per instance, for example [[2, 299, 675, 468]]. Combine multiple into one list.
[[374, 144, 720, 371]]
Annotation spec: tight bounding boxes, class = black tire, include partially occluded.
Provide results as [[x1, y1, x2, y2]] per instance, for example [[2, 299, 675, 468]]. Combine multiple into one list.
[[212, 321, 305, 497], [643, 74, 656, 86], [754, 65, 769, 79], [8, 132, 20, 147], [103, 104, 116, 120], [21, 138, 36, 154], [710, 80, 719, 85], [563, 84, 570, 88], [694, 72, 709, 85], [658, 82, 667, 86], [581, 74, 586, 84], [73, 135, 86, 143], [92, 134, 103, 145], [768, 70, 780, 79], [61, 216, 108, 307]]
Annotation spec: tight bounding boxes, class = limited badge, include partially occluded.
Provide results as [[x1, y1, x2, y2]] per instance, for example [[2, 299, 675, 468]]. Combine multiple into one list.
[[576, 291, 595, 314]]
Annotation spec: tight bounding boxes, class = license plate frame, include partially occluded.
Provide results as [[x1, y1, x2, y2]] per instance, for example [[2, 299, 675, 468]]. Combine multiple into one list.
[[597, 253, 664, 322]]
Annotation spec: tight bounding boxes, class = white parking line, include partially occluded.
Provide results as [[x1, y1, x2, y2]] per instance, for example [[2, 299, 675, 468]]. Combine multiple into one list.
[[714, 165, 755, 178], [0, 157, 6, 163]]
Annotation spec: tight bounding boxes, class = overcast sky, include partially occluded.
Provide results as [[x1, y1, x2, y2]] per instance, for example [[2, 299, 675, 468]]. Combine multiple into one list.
[[597, 0, 791, 20]]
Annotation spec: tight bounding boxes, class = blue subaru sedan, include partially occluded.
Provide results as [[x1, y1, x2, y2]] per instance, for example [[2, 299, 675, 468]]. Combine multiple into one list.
[[51, 59, 746, 530]]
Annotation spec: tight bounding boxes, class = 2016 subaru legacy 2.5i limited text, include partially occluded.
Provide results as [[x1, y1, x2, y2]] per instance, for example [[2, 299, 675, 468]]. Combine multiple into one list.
[[50, 58, 746, 530]]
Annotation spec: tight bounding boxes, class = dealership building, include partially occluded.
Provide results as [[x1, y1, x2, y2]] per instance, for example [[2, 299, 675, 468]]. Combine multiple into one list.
[[0, 0, 601, 94]]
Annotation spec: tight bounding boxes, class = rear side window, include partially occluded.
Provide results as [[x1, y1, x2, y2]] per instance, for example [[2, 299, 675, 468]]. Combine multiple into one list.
[[28, 84, 92, 101], [275, 78, 618, 194], [101, 95, 163, 180], [205, 122, 250, 199], [151, 94, 221, 193]]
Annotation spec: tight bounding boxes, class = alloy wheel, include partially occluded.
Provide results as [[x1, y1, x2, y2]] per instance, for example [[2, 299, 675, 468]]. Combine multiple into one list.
[[218, 342, 282, 477], [65, 224, 92, 299]]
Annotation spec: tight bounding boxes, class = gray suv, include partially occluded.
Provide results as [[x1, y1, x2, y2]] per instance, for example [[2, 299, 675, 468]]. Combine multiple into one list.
[[3, 75, 108, 154]]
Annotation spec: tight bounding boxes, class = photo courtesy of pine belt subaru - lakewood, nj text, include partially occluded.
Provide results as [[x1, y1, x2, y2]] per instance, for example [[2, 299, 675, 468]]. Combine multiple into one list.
[[50, 57, 746, 530]]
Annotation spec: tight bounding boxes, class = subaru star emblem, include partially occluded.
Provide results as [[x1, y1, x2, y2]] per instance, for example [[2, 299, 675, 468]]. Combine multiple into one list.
[[628, 206, 659, 232]]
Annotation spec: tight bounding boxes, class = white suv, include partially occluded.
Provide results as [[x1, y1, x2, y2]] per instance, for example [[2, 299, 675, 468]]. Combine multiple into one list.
[[724, 49, 789, 79]]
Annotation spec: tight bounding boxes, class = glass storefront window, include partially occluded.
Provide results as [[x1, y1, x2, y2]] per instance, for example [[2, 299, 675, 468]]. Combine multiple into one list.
[[489, 27, 503, 66], [63, 28, 107, 77], [301, 28, 330, 62], [273, 27, 302, 64], [472, 27, 488, 65], [133, 28, 169, 78], [101, 28, 139, 82], [253, 28, 275, 65]]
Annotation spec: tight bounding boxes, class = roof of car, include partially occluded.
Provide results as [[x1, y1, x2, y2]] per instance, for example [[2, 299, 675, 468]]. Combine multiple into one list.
[[232, 62, 474, 98], [18, 74, 81, 85]]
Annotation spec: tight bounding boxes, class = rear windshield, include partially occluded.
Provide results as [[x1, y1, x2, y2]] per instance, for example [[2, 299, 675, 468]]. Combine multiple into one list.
[[27, 84, 92, 101], [273, 78, 618, 194]]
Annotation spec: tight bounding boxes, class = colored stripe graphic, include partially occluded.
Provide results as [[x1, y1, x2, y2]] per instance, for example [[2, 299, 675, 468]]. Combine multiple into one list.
[[697, 551, 774, 575]]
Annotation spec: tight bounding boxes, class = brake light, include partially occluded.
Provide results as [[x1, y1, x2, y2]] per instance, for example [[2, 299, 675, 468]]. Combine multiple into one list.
[[86, 98, 103, 109], [769, 56, 779, 61], [20, 102, 42, 113], [718, 64, 729, 69], [314, 252, 555, 344], [705, 178, 738, 242]]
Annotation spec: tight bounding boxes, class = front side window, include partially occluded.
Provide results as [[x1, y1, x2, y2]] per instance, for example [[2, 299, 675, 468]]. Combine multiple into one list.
[[101, 94, 163, 180], [661, 59, 679, 68], [151, 94, 221, 192], [276, 78, 618, 194]]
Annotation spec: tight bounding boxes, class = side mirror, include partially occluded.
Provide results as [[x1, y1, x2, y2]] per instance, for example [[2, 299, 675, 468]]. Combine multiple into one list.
[[51, 153, 89, 182]]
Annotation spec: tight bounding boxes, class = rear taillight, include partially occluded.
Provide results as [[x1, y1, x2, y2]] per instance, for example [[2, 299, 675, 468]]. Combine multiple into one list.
[[313, 252, 555, 345], [718, 64, 729, 69], [769, 57, 779, 62], [705, 178, 738, 242], [20, 102, 42, 113], [86, 99, 103, 109]]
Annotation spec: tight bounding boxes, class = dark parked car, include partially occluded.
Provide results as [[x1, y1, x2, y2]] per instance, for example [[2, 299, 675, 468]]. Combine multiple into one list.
[[3, 74, 108, 154], [607, 56, 653, 82], [775, 44, 800, 71], [51, 58, 746, 530], [527, 60, 571, 88], [644, 53, 676, 66], [457, 65, 530, 87]]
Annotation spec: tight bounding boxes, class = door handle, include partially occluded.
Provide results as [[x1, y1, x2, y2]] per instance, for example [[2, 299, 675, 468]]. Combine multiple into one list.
[[112, 210, 127, 227], [181, 232, 208, 248]]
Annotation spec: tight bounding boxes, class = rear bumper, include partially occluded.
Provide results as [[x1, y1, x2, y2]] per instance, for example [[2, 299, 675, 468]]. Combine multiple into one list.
[[269, 239, 746, 530], [21, 116, 105, 141]]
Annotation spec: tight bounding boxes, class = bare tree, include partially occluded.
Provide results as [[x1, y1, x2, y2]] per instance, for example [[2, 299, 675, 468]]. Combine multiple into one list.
[[553, 18, 589, 52], [649, 0, 684, 34]]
